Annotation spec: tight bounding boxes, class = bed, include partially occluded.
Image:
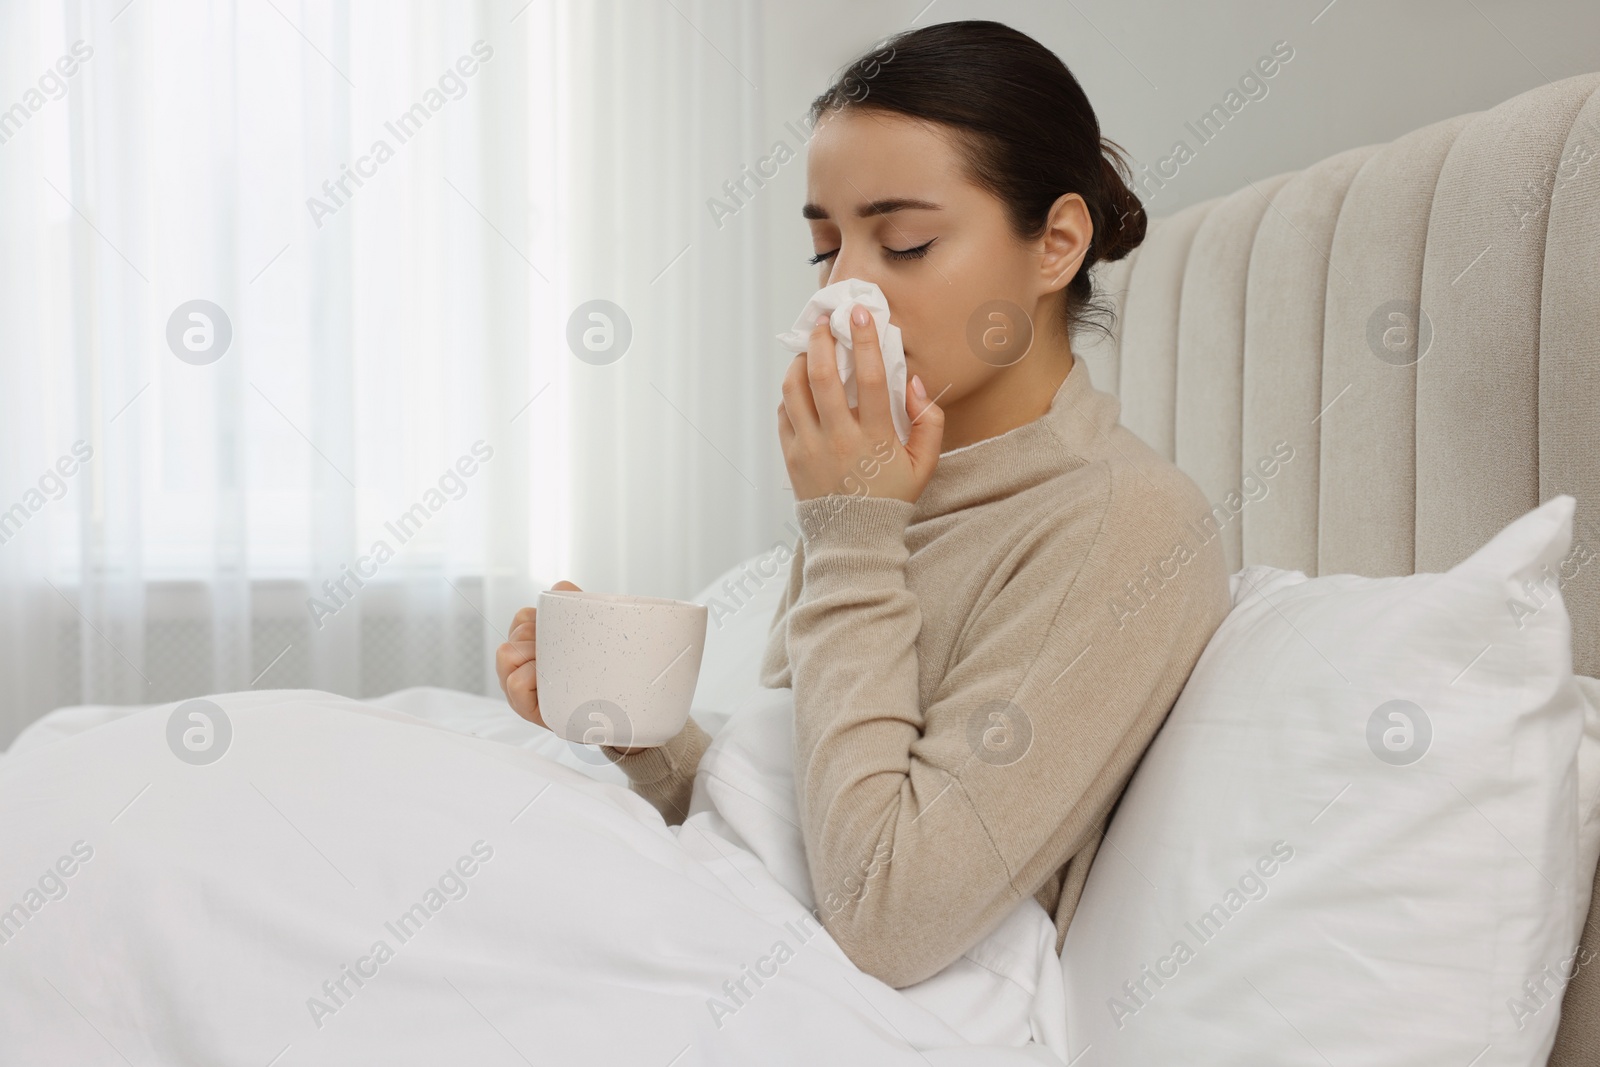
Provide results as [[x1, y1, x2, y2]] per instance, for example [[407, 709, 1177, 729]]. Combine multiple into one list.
[[3, 70, 1597, 1066], [1071, 67, 1600, 1064]]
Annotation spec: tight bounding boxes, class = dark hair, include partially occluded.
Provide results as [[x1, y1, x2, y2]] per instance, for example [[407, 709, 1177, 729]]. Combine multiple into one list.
[[809, 20, 1146, 345]]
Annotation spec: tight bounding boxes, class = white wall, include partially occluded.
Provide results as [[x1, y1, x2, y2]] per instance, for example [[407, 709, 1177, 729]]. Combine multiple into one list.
[[754, 0, 1600, 358]]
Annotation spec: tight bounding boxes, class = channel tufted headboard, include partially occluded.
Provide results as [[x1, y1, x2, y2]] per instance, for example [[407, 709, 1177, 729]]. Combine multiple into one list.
[[1075, 70, 1600, 1065]]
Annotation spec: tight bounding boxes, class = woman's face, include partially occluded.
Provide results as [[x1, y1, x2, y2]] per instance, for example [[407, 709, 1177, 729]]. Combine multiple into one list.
[[803, 107, 1089, 412]]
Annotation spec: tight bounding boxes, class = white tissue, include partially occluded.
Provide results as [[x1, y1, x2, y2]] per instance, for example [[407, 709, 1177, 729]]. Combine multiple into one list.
[[775, 278, 911, 445]]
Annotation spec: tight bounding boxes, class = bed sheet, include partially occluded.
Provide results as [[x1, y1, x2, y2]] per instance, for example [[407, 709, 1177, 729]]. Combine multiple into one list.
[[0, 687, 1069, 1065]]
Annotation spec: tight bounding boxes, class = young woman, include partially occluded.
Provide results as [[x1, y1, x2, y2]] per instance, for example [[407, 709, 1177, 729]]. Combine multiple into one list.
[[498, 20, 1232, 990]]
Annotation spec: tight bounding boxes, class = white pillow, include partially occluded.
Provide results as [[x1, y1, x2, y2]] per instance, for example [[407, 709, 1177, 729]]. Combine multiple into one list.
[[685, 686, 1072, 1058], [685, 546, 792, 733], [1059, 494, 1597, 1066]]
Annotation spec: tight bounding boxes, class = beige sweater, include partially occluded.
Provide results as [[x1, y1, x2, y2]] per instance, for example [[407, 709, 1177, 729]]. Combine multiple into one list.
[[601, 357, 1233, 988]]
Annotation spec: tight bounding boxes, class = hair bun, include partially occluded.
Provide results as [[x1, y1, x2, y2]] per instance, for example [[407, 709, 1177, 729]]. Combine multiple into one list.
[[1094, 143, 1147, 263]]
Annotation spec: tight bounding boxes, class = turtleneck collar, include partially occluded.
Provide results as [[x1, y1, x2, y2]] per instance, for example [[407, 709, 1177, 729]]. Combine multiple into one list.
[[910, 356, 1121, 522]]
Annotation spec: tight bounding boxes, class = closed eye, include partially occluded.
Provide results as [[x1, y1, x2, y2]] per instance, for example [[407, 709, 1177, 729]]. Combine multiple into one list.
[[808, 238, 936, 266]]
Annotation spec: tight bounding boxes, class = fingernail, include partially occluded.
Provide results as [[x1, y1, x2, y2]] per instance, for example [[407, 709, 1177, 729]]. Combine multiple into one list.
[[851, 305, 869, 326], [912, 374, 927, 400], [815, 313, 829, 326]]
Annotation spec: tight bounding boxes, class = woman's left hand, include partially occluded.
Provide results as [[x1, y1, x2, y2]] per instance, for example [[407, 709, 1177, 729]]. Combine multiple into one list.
[[779, 305, 944, 504]]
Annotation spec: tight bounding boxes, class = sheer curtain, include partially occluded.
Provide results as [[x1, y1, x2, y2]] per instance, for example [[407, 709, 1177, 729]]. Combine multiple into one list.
[[0, 0, 774, 746]]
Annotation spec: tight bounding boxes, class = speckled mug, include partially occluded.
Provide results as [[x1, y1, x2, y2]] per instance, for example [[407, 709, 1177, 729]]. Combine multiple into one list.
[[535, 589, 708, 749]]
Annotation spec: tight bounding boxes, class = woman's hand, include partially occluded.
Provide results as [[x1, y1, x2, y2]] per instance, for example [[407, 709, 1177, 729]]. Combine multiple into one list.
[[496, 580, 581, 729], [779, 305, 943, 504]]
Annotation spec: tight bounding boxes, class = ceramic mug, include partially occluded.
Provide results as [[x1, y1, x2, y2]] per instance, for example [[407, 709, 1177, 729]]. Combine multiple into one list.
[[534, 588, 708, 749]]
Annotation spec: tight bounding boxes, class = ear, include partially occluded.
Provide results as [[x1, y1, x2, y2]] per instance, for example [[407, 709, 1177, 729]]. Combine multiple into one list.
[[1040, 191, 1092, 294]]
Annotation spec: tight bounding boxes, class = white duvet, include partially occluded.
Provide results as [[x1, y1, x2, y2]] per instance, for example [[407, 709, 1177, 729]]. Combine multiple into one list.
[[0, 686, 1070, 1065]]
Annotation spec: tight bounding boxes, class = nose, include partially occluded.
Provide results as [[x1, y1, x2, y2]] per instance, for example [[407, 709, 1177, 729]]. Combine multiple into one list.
[[825, 242, 880, 292]]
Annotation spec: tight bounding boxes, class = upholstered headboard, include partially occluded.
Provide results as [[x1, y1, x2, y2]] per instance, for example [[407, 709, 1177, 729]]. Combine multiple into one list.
[[1076, 70, 1600, 1065]]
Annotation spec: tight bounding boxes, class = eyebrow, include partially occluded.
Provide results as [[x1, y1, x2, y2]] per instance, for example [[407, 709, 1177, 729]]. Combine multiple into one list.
[[801, 197, 943, 221]]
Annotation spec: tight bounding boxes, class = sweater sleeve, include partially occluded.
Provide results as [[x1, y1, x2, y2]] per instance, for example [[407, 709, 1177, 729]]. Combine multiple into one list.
[[785, 477, 1229, 989], [597, 716, 713, 826], [758, 533, 803, 688]]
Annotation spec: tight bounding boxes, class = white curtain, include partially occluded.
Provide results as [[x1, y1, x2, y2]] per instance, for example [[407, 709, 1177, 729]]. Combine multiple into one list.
[[564, 0, 776, 597], [0, 0, 774, 746]]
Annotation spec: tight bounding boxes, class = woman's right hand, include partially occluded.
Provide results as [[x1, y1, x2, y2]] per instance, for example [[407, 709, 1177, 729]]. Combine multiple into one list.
[[496, 580, 582, 729]]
